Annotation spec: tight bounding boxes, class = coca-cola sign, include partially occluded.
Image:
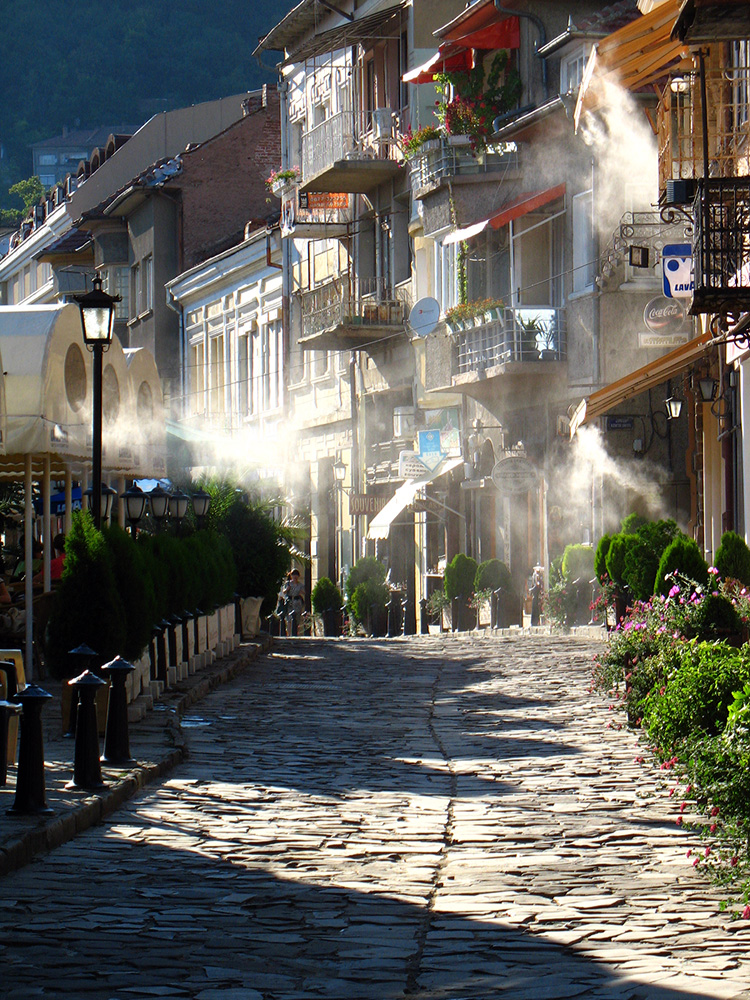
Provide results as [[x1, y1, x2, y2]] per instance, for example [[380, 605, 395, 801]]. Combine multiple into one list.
[[643, 296, 687, 335]]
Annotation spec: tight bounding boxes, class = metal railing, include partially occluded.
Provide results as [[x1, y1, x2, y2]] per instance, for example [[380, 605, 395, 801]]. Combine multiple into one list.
[[692, 177, 750, 314], [301, 275, 405, 339], [301, 109, 400, 182], [452, 307, 566, 375], [410, 140, 519, 196]]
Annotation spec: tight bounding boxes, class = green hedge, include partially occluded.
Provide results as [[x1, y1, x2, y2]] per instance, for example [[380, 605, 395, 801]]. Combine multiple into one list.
[[46, 511, 238, 678]]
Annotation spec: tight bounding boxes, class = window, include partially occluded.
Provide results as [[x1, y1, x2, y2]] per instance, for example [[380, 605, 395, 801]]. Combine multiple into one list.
[[38, 154, 57, 165], [189, 340, 205, 416], [437, 238, 458, 315], [733, 40, 750, 130], [399, 30, 409, 110], [104, 266, 130, 319], [143, 254, 153, 313], [39, 174, 56, 187], [511, 206, 565, 307], [312, 350, 329, 378], [131, 263, 141, 318], [572, 190, 594, 293], [561, 45, 591, 95], [238, 329, 252, 415], [209, 333, 225, 416]]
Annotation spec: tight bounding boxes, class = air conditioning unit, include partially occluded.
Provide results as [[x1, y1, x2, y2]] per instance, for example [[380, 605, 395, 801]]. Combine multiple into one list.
[[665, 178, 696, 205], [557, 414, 571, 437]]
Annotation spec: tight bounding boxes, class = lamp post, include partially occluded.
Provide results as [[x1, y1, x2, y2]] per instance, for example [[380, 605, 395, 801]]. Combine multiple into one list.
[[332, 458, 347, 590], [168, 487, 190, 534], [192, 488, 212, 529], [73, 275, 119, 529], [148, 484, 170, 530], [121, 483, 147, 538], [84, 483, 117, 522]]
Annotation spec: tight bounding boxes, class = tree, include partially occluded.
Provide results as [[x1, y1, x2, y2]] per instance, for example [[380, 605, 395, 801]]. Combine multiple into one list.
[[8, 176, 44, 212]]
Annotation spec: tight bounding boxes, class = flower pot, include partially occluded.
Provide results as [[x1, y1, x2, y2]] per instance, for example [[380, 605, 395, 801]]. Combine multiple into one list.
[[322, 608, 342, 637]]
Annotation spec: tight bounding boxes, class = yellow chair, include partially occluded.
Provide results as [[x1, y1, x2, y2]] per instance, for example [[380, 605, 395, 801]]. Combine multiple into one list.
[[0, 649, 25, 765]]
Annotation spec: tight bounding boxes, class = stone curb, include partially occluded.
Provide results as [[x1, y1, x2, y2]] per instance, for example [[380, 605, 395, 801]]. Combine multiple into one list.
[[0, 635, 273, 878]]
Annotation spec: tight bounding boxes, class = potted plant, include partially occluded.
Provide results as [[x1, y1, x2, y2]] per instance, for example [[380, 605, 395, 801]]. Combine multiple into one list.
[[345, 556, 389, 636], [400, 124, 441, 160], [444, 552, 478, 631], [265, 165, 301, 195], [311, 576, 344, 636]]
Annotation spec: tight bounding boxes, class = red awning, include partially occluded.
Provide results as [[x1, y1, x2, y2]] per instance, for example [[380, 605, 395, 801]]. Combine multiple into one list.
[[489, 183, 566, 229], [451, 16, 520, 51], [403, 44, 473, 84]]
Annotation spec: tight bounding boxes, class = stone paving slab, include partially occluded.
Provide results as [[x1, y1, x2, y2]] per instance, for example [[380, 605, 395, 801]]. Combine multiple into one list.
[[1, 633, 750, 999], [0, 636, 271, 875]]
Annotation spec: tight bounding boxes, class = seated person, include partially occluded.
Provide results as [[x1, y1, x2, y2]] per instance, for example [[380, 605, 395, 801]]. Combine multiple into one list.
[[32, 533, 65, 587], [12, 537, 43, 582]]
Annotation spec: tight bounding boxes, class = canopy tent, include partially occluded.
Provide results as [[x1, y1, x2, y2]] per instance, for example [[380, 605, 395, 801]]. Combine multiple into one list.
[[0, 303, 166, 678]]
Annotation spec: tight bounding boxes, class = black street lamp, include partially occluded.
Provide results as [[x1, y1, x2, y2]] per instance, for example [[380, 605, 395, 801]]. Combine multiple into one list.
[[148, 484, 170, 529], [73, 275, 119, 529], [192, 488, 212, 529], [84, 482, 117, 522], [121, 483, 147, 537], [169, 487, 190, 534]]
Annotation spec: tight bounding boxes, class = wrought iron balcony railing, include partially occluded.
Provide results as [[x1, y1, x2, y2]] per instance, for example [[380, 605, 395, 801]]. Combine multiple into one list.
[[692, 177, 750, 315], [410, 140, 519, 197], [301, 109, 400, 184], [301, 276, 405, 340], [452, 307, 566, 376]]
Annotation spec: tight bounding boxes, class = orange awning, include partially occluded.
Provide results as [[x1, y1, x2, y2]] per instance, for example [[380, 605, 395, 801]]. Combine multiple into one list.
[[437, 0, 517, 46], [443, 184, 566, 245], [570, 331, 712, 436], [403, 44, 473, 84], [450, 16, 520, 51], [574, 0, 690, 130]]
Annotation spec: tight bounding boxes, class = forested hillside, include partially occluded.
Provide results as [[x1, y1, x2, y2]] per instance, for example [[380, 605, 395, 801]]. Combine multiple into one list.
[[0, 0, 287, 209]]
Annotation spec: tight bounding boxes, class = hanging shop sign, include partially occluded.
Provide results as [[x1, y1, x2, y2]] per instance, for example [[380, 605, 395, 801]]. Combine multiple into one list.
[[639, 296, 690, 347], [491, 456, 538, 495], [349, 494, 388, 517]]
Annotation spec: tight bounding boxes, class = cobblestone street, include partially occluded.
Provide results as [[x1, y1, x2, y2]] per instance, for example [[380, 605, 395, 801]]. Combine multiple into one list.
[[2, 635, 750, 999]]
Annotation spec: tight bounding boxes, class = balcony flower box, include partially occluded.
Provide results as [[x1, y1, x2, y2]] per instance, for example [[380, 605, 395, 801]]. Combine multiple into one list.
[[266, 165, 301, 197]]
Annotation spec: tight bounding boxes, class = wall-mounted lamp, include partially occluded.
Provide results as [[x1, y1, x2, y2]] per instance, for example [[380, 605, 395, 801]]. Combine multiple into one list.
[[666, 396, 683, 420], [670, 75, 689, 94], [333, 459, 347, 484], [629, 246, 650, 268], [698, 377, 719, 403]]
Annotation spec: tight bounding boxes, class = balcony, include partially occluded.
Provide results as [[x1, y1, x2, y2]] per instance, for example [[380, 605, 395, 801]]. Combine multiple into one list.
[[437, 307, 566, 399], [410, 139, 519, 199], [300, 109, 403, 193], [299, 276, 405, 351], [692, 177, 750, 315]]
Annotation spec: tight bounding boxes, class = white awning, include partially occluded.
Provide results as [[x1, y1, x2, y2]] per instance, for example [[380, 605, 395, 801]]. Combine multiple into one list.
[[442, 219, 491, 245], [367, 456, 463, 540]]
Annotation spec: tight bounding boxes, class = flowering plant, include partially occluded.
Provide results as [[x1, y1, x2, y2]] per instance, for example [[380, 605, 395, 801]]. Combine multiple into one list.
[[445, 298, 504, 325], [399, 124, 441, 159], [265, 165, 301, 189]]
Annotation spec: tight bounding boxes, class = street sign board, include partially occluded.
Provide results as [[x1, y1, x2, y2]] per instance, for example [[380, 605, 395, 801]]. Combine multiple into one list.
[[417, 429, 445, 471], [491, 456, 538, 495], [662, 243, 694, 299], [349, 493, 388, 517], [399, 451, 429, 478]]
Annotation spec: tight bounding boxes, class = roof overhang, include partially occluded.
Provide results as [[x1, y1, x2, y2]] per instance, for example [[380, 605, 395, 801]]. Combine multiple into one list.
[[256, 1, 407, 63], [672, 0, 750, 42], [570, 331, 711, 436], [574, 0, 690, 131]]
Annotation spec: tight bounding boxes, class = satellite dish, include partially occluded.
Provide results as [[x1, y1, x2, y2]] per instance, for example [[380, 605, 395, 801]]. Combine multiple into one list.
[[409, 297, 440, 338]]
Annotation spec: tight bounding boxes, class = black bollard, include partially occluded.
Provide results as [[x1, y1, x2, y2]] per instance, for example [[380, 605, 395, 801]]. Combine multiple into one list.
[[419, 597, 429, 635], [287, 607, 298, 637], [101, 657, 136, 767], [66, 670, 106, 791], [0, 700, 21, 786], [387, 594, 399, 637], [451, 595, 459, 632], [193, 609, 204, 657], [7, 684, 54, 815], [167, 615, 181, 668], [156, 619, 170, 683], [65, 644, 100, 737], [233, 593, 242, 637]]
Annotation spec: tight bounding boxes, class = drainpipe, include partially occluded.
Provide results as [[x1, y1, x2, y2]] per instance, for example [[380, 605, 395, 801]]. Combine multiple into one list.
[[494, 3, 548, 101], [278, 77, 291, 413]]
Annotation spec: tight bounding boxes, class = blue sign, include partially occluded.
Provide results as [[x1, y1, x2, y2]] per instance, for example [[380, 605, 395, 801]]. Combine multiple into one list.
[[662, 243, 694, 299], [417, 430, 445, 472]]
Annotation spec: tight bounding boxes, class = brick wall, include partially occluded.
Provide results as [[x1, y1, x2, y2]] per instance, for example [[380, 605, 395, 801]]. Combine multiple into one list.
[[178, 87, 281, 271]]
